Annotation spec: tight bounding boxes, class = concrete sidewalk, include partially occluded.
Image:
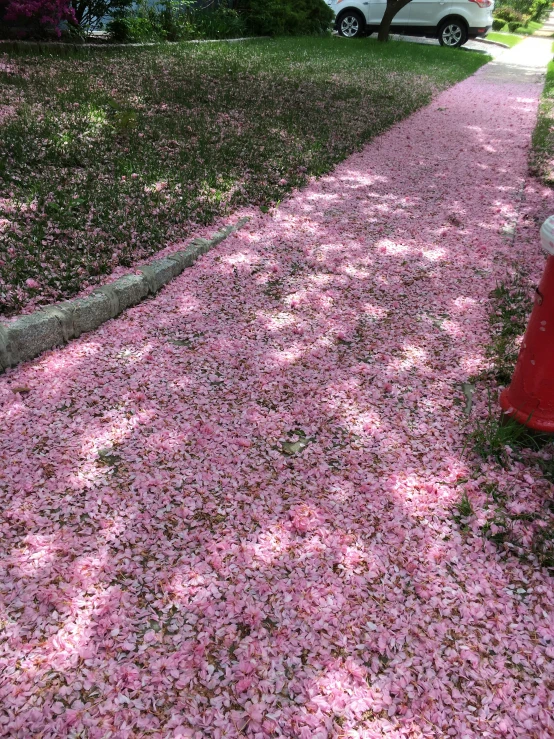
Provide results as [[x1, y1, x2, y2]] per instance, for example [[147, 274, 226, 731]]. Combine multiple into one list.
[[482, 34, 552, 81], [1, 36, 553, 739], [534, 8, 554, 37]]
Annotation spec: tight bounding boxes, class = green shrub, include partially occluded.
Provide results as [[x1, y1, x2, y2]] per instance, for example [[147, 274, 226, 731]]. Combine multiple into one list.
[[529, 0, 551, 20], [235, 0, 334, 37], [507, 19, 522, 30], [493, 6, 524, 23], [494, 0, 551, 21], [156, 0, 246, 42], [155, 0, 195, 41], [492, 18, 507, 29], [108, 13, 161, 41], [512, 23, 534, 32], [109, 0, 334, 43], [108, 0, 248, 43], [191, 5, 246, 39]]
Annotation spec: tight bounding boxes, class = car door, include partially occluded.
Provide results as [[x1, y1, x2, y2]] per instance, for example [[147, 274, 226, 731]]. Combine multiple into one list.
[[408, 0, 446, 28], [366, 0, 412, 26]]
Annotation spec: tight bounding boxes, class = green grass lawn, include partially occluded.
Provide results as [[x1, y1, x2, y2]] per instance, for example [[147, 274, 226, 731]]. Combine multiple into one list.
[[530, 56, 554, 184], [0, 37, 489, 315], [522, 19, 545, 34], [487, 32, 524, 47]]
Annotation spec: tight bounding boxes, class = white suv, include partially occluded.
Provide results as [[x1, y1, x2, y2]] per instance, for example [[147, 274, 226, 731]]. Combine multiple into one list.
[[327, 0, 494, 47]]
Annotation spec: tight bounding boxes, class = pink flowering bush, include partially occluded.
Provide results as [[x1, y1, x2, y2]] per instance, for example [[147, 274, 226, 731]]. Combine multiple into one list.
[[1, 0, 75, 36]]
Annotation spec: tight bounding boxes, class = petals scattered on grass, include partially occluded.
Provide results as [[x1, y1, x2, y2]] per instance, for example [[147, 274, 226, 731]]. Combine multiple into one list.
[[0, 38, 487, 315]]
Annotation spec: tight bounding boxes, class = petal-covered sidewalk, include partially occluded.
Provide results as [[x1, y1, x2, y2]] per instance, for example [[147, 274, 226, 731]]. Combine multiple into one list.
[[1, 39, 554, 739]]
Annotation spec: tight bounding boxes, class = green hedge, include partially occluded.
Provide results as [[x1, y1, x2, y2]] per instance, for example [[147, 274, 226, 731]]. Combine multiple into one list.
[[494, 0, 551, 22], [109, 0, 334, 43], [494, 6, 524, 23], [108, 1, 247, 42], [236, 0, 334, 37]]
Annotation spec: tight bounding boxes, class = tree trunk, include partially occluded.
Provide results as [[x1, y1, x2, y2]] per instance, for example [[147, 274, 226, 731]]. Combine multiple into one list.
[[377, 0, 413, 42]]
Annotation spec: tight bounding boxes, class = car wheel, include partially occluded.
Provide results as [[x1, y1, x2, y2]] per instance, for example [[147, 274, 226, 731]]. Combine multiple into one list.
[[438, 19, 468, 47], [338, 10, 366, 38]]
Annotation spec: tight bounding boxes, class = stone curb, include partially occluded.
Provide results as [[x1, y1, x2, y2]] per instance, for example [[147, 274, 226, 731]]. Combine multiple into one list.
[[0, 217, 249, 374], [476, 37, 510, 49]]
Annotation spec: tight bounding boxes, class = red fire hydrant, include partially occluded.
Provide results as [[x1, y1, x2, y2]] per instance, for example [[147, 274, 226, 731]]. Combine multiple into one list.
[[499, 216, 554, 433]]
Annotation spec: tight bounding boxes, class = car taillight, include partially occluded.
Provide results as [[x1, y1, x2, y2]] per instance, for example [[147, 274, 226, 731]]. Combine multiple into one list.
[[469, 0, 492, 6]]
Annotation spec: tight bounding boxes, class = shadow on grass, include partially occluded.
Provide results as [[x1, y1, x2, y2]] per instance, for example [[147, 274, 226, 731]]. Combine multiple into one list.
[[0, 36, 490, 315]]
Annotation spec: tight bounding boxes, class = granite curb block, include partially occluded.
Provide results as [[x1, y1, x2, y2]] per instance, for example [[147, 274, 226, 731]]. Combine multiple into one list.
[[0, 217, 249, 374], [476, 38, 510, 49]]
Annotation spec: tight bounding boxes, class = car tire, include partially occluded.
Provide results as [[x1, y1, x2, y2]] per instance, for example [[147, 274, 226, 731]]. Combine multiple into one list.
[[337, 10, 366, 38], [438, 19, 468, 47]]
